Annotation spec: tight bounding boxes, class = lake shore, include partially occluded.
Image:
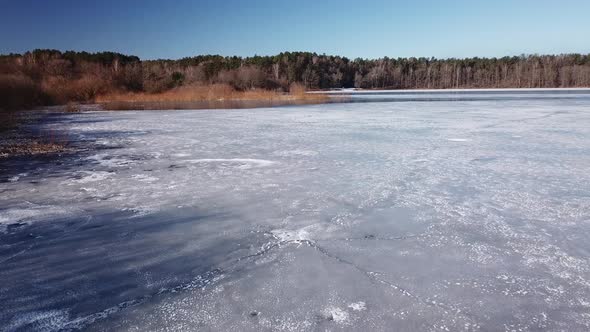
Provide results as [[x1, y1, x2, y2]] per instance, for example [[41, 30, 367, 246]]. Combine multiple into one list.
[[0, 110, 72, 159], [310, 87, 590, 93], [89, 87, 590, 110]]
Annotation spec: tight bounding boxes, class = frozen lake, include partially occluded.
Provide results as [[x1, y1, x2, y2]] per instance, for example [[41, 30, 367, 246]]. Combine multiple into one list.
[[1, 89, 590, 331]]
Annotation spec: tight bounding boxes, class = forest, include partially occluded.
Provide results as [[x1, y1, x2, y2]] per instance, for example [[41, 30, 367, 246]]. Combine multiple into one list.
[[1, 49, 590, 111]]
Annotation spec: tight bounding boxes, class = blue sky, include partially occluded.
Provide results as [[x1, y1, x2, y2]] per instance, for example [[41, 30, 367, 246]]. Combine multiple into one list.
[[1, 0, 589, 60]]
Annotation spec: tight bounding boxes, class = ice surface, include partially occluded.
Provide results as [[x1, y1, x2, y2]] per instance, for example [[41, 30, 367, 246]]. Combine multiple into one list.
[[1, 90, 590, 331]]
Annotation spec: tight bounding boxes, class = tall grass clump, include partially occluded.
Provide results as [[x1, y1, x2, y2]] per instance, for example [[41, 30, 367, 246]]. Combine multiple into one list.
[[289, 82, 307, 96]]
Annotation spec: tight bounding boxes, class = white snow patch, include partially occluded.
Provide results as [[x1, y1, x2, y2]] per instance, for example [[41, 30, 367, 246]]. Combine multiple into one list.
[[73, 171, 113, 183], [7, 310, 70, 332], [271, 227, 313, 243], [87, 154, 132, 168], [149, 152, 163, 159], [0, 204, 71, 231], [324, 307, 349, 323], [271, 224, 339, 243], [131, 174, 159, 183], [274, 149, 319, 157], [446, 138, 471, 142], [9, 172, 29, 182], [348, 301, 366, 311], [187, 158, 277, 168], [122, 206, 158, 218]]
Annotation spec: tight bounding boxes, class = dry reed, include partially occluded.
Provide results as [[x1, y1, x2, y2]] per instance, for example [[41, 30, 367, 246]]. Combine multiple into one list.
[[96, 84, 327, 104]]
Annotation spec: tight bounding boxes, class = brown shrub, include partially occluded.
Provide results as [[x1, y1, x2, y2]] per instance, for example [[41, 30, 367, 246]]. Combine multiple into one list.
[[0, 74, 43, 111], [41, 75, 111, 104], [65, 102, 80, 113], [39, 76, 68, 104]]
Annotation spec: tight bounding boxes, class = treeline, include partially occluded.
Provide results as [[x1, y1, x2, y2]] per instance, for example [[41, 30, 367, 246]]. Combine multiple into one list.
[[2, 49, 590, 110], [142, 52, 590, 90]]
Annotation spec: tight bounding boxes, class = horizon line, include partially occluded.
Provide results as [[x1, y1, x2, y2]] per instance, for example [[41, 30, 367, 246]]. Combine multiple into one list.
[[2, 48, 590, 62]]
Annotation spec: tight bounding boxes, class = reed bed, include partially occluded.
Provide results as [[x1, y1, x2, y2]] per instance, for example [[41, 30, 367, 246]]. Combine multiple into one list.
[[95, 83, 328, 110]]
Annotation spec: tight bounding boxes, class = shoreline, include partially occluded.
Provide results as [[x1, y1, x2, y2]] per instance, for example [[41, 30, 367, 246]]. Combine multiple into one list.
[[310, 87, 590, 93], [0, 110, 72, 159], [99, 87, 590, 110]]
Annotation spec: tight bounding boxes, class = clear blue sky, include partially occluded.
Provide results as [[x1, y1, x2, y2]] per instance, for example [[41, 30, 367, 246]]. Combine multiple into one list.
[[1, 0, 589, 60]]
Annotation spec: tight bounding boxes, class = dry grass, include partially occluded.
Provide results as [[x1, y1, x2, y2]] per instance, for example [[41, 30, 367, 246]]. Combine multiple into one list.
[[0, 141, 68, 158], [0, 126, 70, 158], [1, 73, 328, 113], [0, 111, 20, 133], [96, 84, 328, 104], [65, 102, 81, 113], [289, 82, 307, 96]]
